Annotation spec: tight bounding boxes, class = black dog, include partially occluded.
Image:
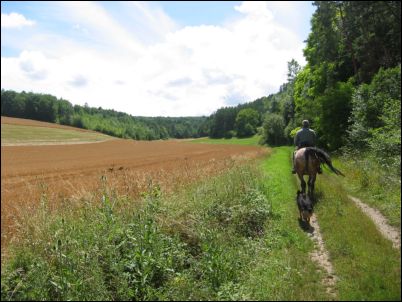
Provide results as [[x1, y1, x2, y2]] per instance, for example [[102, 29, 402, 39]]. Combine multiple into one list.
[[296, 190, 313, 223]]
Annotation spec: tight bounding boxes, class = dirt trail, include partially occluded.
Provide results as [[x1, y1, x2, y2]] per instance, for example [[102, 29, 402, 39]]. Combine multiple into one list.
[[348, 195, 401, 249], [306, 214, 338, 298]]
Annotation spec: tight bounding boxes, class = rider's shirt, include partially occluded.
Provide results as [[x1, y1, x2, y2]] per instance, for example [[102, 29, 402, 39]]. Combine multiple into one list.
[[295, 127, 316, 148]]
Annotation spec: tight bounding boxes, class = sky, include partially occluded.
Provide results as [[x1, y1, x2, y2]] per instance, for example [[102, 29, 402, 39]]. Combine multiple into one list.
[[1, 1, 316, 117]]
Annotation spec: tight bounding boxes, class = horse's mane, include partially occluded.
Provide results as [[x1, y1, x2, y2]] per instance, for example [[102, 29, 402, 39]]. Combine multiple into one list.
[[305, 147, 345, 176]]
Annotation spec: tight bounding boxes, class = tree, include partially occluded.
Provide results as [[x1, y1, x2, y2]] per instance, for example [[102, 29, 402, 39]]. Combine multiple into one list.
[[234, 108, 259, 138], [347, 65, 401, 162], [316, 81, 353, 150], [261, 113, 286, 146], [287, 59, 301, 83], [209, 107, 237, 138]]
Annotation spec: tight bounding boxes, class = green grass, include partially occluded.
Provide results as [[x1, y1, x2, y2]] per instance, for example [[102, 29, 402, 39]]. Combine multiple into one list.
[[242, 146, 330, 300], [314, 173, 401, 300], [1, 124, 112, 145], [331, 156, 401, 228], [189, 135, 261, 146]]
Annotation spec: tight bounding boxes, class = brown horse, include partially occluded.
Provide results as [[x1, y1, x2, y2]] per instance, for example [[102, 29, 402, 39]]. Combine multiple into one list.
[[294, 147, 344, 198]]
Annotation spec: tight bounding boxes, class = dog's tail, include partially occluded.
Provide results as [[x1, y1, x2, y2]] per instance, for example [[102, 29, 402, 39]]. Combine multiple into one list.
[[306, 147, 345, 176]]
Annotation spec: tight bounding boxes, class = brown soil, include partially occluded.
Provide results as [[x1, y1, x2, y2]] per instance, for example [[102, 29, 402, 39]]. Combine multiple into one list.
[[1, 139, 267, 249]]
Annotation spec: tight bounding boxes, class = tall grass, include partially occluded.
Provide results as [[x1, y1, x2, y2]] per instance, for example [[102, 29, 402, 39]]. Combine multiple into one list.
[[332, 152, 401, 228], [1, 163, 272, 301]]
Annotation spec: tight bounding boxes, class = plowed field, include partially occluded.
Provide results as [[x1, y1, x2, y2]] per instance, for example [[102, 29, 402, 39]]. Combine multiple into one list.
[[1, 138, 267, 249]]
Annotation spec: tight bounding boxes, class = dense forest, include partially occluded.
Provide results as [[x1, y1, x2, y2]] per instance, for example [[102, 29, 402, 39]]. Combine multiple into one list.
[[1, 1, 400, 173]]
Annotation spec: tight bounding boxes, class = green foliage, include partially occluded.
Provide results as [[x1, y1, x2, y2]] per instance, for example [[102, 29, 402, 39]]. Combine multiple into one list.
[[234, 108, 259, 138], [208, 97, 267, 138], [223, 130, 235, 139], [294, 64, 329, 124], [338, 1, 401, 83], [347, 65, 401, 173], [209, 107, 237, 138], [289, 126, 301, 139], [261, 113, 286, 146], [316, 81, 353, 150], [287, 59, 301, 83]]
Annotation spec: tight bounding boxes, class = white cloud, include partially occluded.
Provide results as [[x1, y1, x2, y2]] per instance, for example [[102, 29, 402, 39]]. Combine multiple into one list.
[[1, 12, 35, 28], [1, 1, 308, 116], [234, 1, 274, 20], [57, 1, 146, 56]]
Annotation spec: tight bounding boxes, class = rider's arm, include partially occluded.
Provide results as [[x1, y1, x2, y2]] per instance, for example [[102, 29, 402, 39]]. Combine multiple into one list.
[[312, 130, 317, 146], [294, 131, 300, 147]]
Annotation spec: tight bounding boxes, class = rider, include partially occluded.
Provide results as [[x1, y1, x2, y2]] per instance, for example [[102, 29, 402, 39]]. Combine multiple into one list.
[[292, 120, 322, 174]]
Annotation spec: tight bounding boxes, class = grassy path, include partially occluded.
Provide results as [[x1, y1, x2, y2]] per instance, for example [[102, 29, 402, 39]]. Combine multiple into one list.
[[189, 139, 400, 300], [254, 146, 400, 300], [243, 146, 331, 300]]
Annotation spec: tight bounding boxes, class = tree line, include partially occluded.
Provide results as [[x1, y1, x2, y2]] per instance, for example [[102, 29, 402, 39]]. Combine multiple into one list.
[[1, 90, 208, 140]]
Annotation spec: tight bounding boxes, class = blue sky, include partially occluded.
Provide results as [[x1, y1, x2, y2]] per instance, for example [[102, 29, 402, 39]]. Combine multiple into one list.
[[1, 1, 315, 117]]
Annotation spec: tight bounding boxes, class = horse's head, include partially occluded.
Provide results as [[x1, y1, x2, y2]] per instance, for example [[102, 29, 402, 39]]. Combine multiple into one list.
[[297, 190, 313, 223]]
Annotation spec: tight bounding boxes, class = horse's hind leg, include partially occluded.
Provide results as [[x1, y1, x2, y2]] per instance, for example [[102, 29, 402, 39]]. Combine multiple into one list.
[[298, 173, 306, 194], [308, 175, 316, 199]]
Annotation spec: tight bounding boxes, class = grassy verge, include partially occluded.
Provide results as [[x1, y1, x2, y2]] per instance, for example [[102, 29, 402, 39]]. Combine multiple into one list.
[[313, 173, 401, 300], [331, 156, 401, 228], [188, 135, 261, 146], [1, 124, 111, 145]]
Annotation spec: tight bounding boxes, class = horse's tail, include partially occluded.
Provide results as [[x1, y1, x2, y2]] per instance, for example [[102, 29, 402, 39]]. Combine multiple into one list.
[[306, 147, 345, 176]]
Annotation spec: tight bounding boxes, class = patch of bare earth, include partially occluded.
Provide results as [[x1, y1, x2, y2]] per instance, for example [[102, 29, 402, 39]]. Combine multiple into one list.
[[306, 214, 338, 299], [348, 195, 401, 249]]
